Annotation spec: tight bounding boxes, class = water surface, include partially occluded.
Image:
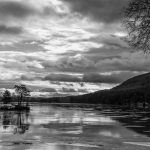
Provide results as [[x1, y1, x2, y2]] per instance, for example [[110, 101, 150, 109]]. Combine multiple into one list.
[[0, 103, 150, 150]]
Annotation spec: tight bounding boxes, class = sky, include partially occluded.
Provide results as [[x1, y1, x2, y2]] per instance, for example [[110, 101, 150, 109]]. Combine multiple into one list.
[[0, 0, 150, 97]]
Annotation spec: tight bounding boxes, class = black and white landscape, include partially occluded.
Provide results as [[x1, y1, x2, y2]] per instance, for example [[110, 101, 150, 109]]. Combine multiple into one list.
[[0, 0, 150, 150]]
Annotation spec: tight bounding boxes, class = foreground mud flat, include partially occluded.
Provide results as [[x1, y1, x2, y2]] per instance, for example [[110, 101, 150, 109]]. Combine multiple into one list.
[[0, 103, 150, 150]]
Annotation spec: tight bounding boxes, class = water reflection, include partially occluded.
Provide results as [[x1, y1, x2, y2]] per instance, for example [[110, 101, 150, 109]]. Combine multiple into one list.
[[0, 111, 30, 134], [0, 104, 150, 150], [96, 106, 150, 137], [114, 110, 150, 137]]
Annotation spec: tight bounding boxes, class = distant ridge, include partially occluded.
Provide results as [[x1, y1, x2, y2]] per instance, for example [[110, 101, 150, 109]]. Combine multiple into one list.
[[113, 72, 150, 90], [64, 72, 150, 105]]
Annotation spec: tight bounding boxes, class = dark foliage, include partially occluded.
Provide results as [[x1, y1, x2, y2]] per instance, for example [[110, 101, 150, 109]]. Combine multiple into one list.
[[2, 90, 11, 104], [14, 84, 30, 106], [123, 0, 150, 51]]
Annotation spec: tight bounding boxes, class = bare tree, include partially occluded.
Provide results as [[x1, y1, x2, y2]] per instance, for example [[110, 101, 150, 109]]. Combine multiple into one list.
[[14, 84, 30, 106], [123, 0, 150, 52]]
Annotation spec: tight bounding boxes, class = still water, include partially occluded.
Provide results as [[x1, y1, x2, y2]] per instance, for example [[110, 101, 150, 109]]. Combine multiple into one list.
[[0, 103, 150, 150]]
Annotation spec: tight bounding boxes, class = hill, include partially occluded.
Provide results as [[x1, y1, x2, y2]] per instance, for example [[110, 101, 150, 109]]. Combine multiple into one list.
[[25, 72, 150, 106], [64, 72, 150, 105], [114, 72, 150, 90]]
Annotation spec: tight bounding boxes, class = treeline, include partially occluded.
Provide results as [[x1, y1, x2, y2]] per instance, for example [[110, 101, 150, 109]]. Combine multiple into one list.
[[69, 87, 149, 105], [1, 84, 149, 107], [26, 85, 150, 106], [0, 84, 30, 106]]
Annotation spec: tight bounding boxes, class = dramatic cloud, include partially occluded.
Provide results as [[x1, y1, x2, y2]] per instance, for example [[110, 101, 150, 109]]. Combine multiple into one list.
[[40, 88, 57, 92], [42, 71, 141, 84], [62, 87, 77, 93], [62, 0, 129, 23], [43, 73, 82, 82], [83, 72, 141, 84], [0, 25, 23, 34], [95, 52, 150, 72], [0, 0, 149, 96], [20, 75, 42, 81], [0, 1, 36, 19]]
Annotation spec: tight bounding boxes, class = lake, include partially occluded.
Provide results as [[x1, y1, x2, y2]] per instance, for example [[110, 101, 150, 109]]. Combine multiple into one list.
[[0, 103, 150, 150]]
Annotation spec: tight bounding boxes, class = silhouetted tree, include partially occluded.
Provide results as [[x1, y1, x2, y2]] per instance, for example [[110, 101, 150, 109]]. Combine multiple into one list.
[[123, 0, 150, 52], [14, 84, 30, 106], [2, 90, 11, 104]]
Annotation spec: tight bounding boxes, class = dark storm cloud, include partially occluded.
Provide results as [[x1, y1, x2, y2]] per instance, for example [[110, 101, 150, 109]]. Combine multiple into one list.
[[20, 75, 42, 81], [41, 49, 150, 75], [0, 1, 36, 18], [0, 25, 23, 34], [62, 0, 129, 23], [95, 52, 150, 72], [42, 54, 147, 74], [42, 71, 141, 84], [42, 56, 96, 73], [43, 73, 81, 82], [83, 73, 120, 83], [83, 72, 141, 84], [40, 88, 57, 92]]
